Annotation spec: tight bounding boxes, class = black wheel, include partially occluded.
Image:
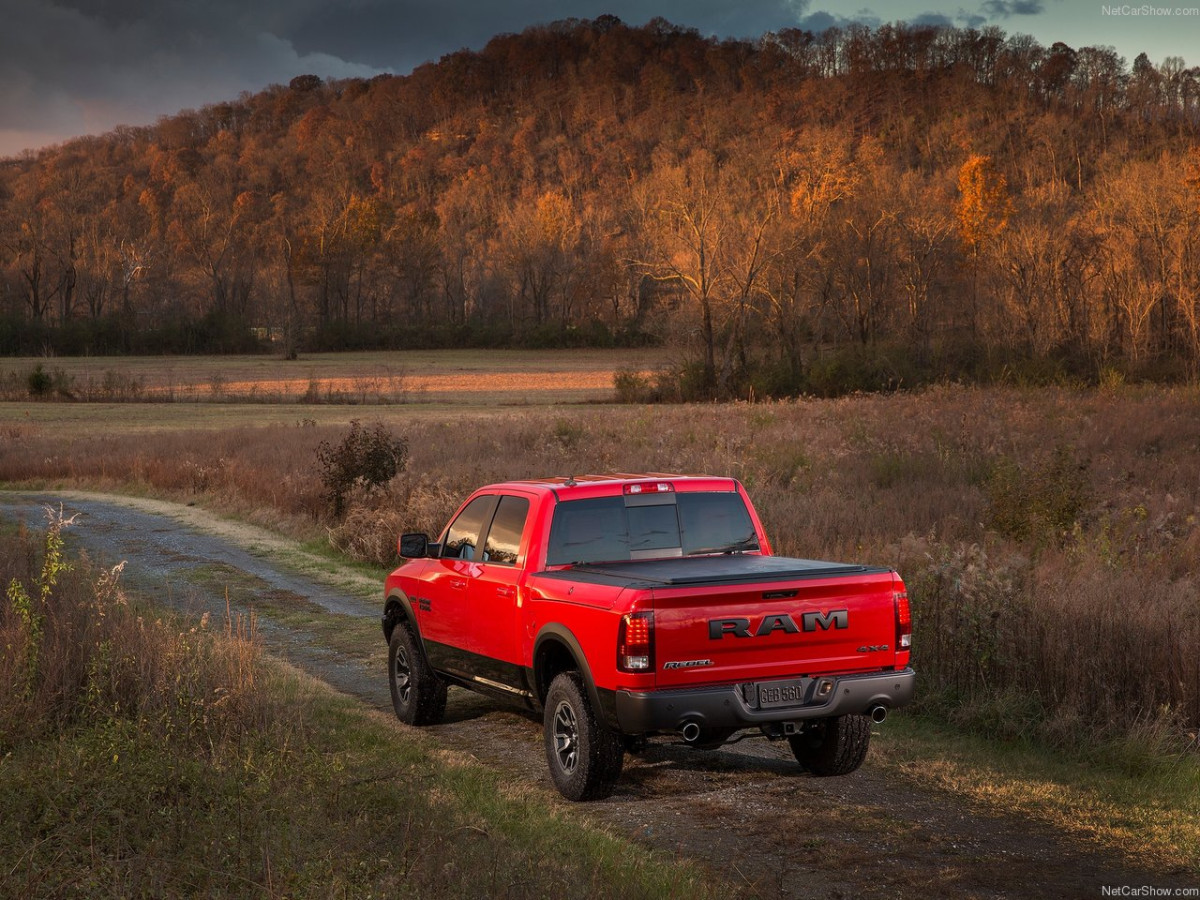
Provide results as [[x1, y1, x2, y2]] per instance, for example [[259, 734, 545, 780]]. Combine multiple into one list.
[[788, 715, 871, 776], [388, 624, 447, 726], [543, 671, 624, 801]]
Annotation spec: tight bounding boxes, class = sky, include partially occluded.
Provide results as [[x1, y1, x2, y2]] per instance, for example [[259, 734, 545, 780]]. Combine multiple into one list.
[[2, 0, 1198, 159]]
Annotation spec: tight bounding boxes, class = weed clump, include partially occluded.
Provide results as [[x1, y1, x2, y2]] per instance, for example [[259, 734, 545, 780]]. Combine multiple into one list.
[[0, 509, 264, 753], [4, 510, 74, 705]]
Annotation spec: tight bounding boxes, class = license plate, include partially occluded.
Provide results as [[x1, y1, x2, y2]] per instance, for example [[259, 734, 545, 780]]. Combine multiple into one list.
[[756, 678, 811, 709]]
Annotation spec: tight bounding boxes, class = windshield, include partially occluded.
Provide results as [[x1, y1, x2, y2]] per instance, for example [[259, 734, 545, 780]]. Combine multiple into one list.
[[545, 491, 760, 566]]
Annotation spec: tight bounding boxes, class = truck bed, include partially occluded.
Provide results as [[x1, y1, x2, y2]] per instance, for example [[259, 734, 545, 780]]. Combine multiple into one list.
[[543, 554, 890, 587]]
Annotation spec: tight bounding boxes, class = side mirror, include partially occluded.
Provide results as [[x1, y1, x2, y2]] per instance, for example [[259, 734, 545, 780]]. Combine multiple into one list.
[[399, 532, 431, 558]]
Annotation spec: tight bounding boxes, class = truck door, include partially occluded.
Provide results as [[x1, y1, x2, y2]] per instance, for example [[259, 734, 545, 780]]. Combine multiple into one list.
[[468, 493, 533, 690], [419, 493, 498, 676]]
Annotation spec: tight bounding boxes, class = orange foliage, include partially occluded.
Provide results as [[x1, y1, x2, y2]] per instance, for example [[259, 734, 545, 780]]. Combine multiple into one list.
[[956, 153, 1012, 254], [1185, 147, 1200, 213]]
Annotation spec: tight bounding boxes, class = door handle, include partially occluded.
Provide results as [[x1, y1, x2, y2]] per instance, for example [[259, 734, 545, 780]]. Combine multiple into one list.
[[496, 585, 516, 600], [449, 577, 467, 590]]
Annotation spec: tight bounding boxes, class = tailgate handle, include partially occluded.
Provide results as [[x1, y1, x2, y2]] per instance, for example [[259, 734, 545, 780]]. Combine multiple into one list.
[[762, 589, 798, 599]]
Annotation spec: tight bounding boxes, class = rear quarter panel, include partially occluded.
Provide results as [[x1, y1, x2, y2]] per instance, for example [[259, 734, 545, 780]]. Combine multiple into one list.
[[523, 574, 649, 694]]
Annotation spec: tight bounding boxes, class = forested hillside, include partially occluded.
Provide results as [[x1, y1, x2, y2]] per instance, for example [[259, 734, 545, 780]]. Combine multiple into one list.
[[3, 16, 1199, 395]]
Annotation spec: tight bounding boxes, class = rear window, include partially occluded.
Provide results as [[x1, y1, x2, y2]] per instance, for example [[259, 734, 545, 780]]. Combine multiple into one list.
[[546, 491, 759, 566]]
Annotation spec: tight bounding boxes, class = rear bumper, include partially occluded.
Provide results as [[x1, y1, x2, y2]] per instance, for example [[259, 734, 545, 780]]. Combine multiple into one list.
[[614, 668, 916, 734]]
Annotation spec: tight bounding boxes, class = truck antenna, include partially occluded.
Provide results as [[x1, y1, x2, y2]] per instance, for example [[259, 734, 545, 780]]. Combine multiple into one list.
[[565, 474, 577, 487]]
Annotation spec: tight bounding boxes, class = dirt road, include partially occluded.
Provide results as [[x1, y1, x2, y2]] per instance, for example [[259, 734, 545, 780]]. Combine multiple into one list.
[[1, 491, 1193, 899]]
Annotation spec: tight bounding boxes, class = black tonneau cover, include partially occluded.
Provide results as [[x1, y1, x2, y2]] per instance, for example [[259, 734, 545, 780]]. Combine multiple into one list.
[[540, 554, 890, 588]]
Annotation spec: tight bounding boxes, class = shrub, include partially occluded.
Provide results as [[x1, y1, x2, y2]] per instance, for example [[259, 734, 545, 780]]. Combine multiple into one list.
[[613, 367, 658, 403], [640, 360, 713, 402], [25, 364, 72, 398], [910, 542, 1032, 716], [986, 445, 1092, 546], [315, 420, 408, 517], [26, 364, 52, 396]]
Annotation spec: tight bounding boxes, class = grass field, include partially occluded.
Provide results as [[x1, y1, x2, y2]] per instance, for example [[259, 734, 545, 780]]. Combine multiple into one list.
[[3, 351, 1200, 880]]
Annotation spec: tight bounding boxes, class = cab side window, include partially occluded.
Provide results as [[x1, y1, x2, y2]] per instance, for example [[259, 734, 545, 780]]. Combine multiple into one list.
[[441, 496, 497, 560], [483, 496, 530, 565]]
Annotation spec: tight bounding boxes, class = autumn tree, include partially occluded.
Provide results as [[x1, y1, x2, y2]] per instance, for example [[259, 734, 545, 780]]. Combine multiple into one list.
[[500, 189, 583, 328], [436, 167, 498, 326], [956, 153, 1013, 341], [1, 180, 55, 321], [632, 148, 731, 395], [1090, 157, 1194, 363], [894, 173, 954, 354], [383, 206, 442, 325], [824, 138, 901, 347], [756, 127, 864, 381]]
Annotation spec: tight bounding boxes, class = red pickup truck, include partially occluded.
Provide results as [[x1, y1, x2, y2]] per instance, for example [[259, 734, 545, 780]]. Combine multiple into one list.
[[382, 474, 913, 800]]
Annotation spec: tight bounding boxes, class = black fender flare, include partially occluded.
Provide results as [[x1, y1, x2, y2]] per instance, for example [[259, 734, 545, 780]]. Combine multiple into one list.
[[531, 623, 619, 730], [382, 589, 416, 642]]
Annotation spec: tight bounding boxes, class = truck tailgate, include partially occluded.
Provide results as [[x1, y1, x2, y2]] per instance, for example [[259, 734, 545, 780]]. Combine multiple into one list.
[[645, 564, 898, 687]]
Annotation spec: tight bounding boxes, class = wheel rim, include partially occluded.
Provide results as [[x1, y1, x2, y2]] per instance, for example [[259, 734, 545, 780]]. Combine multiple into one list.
[[393, 644, 412, 705], [552, 700, 579, 774]]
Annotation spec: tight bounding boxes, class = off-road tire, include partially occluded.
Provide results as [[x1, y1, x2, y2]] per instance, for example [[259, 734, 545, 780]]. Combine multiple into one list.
[[388, 624, 447, 726], [544, 671, 624, 801], [788, 714, 871, 776]]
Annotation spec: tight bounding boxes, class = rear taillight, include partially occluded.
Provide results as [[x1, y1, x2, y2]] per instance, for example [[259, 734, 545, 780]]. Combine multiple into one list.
[[895, 590, 912, 651], [618, 611, 655, 672]]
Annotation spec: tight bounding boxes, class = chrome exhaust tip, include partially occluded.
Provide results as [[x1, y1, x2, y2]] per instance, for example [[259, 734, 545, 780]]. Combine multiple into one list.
[[870, 705, 888, 724], [680, 721, 701, 743]]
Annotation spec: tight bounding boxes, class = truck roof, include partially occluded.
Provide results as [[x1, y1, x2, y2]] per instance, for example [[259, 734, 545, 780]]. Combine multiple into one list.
[[479, 473, 740, 500]]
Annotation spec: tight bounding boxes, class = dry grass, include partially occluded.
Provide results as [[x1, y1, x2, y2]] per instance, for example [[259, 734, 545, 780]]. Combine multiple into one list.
[[3, 383, 1200, 752], [0, 509, 265, 752], [881, 714, 1200, 873]]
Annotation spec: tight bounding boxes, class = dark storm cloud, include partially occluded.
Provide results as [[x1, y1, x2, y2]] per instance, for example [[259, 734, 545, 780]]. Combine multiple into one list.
[[910, 12, 956, 26], [283, 0, 820, 71], [981, 0, 1045, 16], [0, 0, 379, 156]]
